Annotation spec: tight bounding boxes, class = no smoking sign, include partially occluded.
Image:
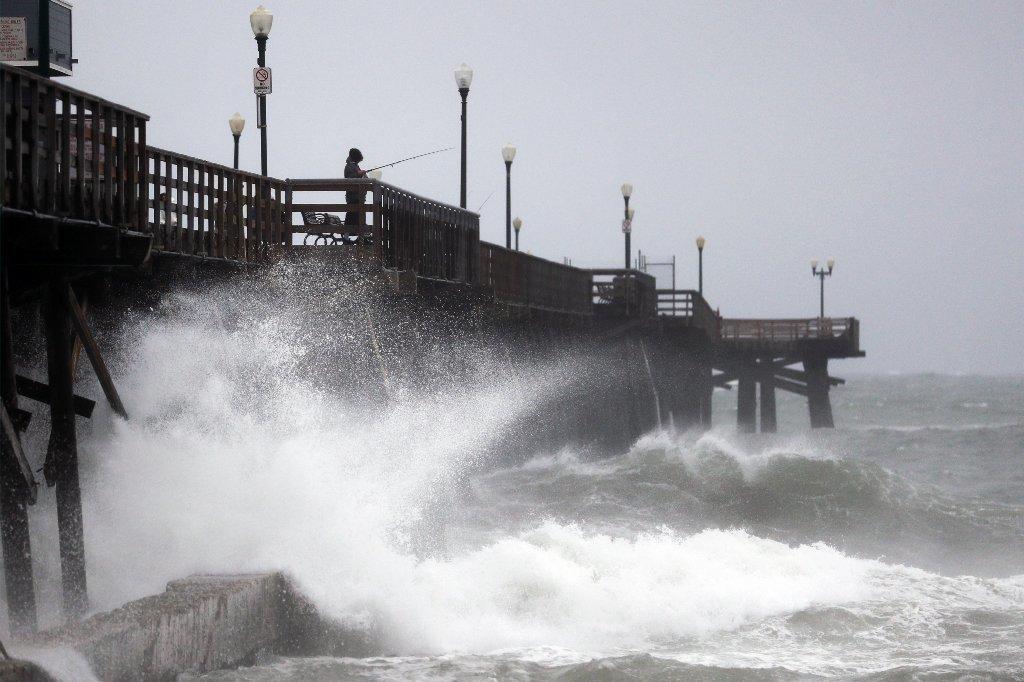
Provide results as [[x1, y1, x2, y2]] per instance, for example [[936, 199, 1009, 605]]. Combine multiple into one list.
[[253, 67, 272, 95]]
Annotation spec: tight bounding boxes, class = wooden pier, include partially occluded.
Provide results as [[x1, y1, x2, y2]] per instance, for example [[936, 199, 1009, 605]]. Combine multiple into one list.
[[0, 64, 863, 630]]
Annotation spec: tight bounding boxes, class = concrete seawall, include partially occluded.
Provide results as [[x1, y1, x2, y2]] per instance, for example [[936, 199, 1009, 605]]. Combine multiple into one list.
[[15, 573, 373, 681]]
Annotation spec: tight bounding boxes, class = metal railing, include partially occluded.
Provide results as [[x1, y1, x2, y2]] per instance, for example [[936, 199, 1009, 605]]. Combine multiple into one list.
[[479, 243, 592, 314], [2, 64, 149, 229]]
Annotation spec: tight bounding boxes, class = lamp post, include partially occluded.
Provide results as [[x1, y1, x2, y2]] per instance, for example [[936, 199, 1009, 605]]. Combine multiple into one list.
[[228, 113, 245, 170], [502, 143, 516, 249], [696, 235, 706, 296], [811, 257, 835, 318], [621, 183, 633, 269], [454, 63, 473, 208], [513, 216, 522, 251], [250, 5, 273, 176]]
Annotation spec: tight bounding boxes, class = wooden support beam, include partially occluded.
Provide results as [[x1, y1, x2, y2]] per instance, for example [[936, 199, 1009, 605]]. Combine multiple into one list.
[[712, 372, 735, 388], [71, 293, 88, 377], [1, 269, 39, 634], [1, 407, 37, 504], [804, 356, 835, 429], [737, 373, 756, 433], [771, 376, 810, 397], [759, 380, 777, 433], [775, 365, 844, 386], [65, 286, 128, 420], [16, 375, 96, 419], [43, 279, 89, 621]]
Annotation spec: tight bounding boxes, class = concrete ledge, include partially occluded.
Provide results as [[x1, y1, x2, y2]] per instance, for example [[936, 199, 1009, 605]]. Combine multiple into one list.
[[23, 573, 376, 682]]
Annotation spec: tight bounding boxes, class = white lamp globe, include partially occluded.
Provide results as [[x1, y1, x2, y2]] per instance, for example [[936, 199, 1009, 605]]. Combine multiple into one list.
[[228, 112, 245, 136], [250, 5, 273, 37], [454, 63, 474, 90]]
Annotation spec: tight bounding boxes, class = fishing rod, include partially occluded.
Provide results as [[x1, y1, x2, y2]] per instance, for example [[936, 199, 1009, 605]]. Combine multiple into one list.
[[476, 190, 495, 212], [365, 147, 453, 172]]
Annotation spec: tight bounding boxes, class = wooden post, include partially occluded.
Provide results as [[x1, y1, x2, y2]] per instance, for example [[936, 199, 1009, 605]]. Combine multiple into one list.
[[699, 359, 713, 430], [759, 378, 777, 433], [737, 371, 756, 433], [1, 273, 38, 634], [804, 355, 835, 429], [43, 279, 88, 621]]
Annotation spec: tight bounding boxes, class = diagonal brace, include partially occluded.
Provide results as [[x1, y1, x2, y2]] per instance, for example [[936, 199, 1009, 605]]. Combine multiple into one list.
[[65, 287, 128, 420]]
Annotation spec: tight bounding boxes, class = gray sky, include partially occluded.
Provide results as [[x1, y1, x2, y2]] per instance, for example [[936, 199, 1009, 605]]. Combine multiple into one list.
[[70, 1, 1023, 374]]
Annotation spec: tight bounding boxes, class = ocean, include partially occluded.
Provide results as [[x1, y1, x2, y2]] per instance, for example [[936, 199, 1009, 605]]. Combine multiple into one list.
[[10, 273, 1024, 680]]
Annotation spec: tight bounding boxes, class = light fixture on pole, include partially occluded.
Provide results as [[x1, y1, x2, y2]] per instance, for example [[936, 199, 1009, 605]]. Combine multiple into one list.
[[696, 235, 706, 296], [250, 5, 273, 176], [513, 216, 522, 251], [811, 257, 835, 318], [454, 63, 473, 208], [621, 183, 633, 269], [228, 112, 245, 170], [502, 143, 516, 249]]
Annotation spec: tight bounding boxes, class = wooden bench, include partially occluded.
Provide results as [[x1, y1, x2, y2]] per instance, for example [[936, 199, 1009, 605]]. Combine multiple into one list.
[[300, 211, 359, 246]]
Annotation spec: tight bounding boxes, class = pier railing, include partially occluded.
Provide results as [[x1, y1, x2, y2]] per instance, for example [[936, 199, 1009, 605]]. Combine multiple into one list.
[[591, 269, 658, 317], [286, 179, 480, 285], [2, 64, 148, 229], [479, 243, 593, 314], [720, 317, 858, 343], [656, 289, 720, 336], [146, 147, 287, 263]]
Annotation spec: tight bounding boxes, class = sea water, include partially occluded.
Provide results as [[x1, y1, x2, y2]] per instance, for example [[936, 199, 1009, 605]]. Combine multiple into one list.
[[6, 266, 1023, 680]]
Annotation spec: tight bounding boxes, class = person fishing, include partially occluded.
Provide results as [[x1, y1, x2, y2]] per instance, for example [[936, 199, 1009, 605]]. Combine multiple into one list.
[[344, 148, 367, 228]]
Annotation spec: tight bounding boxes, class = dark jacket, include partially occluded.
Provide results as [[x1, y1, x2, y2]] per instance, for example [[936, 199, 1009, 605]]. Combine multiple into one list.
[[344, 160, 367, 226]]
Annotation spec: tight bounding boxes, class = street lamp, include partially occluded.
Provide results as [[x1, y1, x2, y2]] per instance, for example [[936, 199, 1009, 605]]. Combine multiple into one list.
[[228, 112, 245, 170], [250, 5, 273, 176], [621, 183, 633, 269], [502, 143, 516, 249], [811, 257, 835, 317], [695, 235, 706, 296], [513, 216, 522, 251], [454, 63, 473, 208]]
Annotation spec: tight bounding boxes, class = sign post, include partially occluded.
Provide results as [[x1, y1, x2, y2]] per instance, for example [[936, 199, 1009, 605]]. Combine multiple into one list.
[[253, 66, 272, 96]]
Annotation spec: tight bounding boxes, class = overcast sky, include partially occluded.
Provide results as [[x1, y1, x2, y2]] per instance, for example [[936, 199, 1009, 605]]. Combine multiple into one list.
[[68, 1, 1023, 374]]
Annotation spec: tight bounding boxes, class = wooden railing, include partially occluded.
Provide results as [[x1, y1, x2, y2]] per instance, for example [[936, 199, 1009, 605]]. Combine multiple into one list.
[[479, 243, 592, 314], [720, 317, 858, 343], [286, 179, 479, 285], [2, 64, 148, 229], [146, 147, 287, 263], [657, 289, 720, 336], [590, 269, 658, 317]]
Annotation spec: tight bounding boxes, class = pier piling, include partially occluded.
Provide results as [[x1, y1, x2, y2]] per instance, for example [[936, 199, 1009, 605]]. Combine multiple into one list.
[[737, 373, 757, 433], [43, 280, 89, 621]]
